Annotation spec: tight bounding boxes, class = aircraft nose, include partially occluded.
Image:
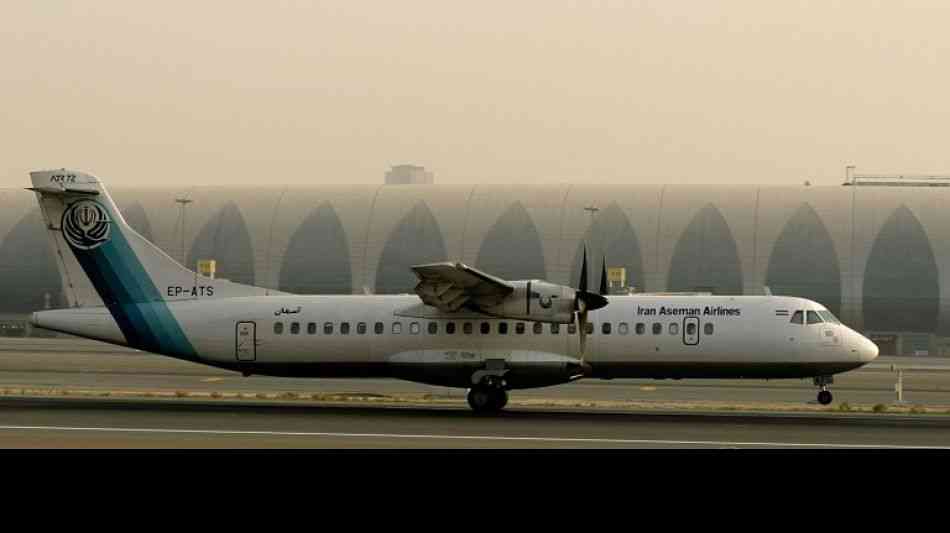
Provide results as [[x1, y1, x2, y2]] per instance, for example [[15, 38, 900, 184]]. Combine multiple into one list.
[[857, 333, 879, 363]]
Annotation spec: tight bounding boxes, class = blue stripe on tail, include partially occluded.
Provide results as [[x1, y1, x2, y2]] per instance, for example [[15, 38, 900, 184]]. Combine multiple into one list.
[[67, 205, 196, 359]]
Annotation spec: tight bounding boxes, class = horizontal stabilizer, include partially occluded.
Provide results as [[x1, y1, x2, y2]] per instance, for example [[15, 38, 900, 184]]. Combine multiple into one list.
[[26, 185, 99, 196]]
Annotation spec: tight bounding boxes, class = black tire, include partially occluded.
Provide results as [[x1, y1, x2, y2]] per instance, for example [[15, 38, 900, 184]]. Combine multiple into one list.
[[817, 390, 833, 405], [467, 387, 493, 413], [496, 389, 508, 410]]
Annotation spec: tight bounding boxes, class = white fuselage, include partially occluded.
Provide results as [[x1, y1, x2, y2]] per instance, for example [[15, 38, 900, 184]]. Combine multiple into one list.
[[34, 293, 879, 389]]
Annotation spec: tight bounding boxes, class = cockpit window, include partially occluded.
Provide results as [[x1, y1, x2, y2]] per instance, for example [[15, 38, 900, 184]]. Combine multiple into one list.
[[806, 311, 823, 324], [790, 311, 803, 325], [818, 310, 840, 325]]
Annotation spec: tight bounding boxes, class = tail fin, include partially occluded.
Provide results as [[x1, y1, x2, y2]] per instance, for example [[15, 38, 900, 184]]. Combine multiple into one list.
[[29, 169, 275, 308], [29, 169, 279, 355]]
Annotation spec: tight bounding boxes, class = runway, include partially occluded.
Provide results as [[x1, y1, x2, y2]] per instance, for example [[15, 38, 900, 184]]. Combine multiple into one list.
[[1, 396, 949, 448], [2, 338, 950, 448], [2, 340, 950, 407]]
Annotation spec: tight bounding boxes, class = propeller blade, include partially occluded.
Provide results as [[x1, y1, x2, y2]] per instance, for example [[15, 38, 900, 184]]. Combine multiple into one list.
[[599, 255, 608, 296], [578, 246, 589, 294], [578, 308, 588, 361]]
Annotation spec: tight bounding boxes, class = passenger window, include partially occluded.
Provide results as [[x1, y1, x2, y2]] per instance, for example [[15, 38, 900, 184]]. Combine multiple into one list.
[[602, 323, 611, 335], [499, 322, 509, 335], [533, 322, 543, 335], [446, 322, 456, 334], [374, 322, 384, 334], [340, 322, 350, 335], [568, 324, 577, 335], [357, 322, 367, 335], [516, 323, 525, 335], [480, 322, 490, 334], [324, 322, 333, 335], [551, 323, 560, 334], [410, 322, 420, 334], [652, 323, 662, 335], [464, 322, 473, 335], [686, 322, 696, 336], [392, 322, 402, 334], [427, 322, 438, 335], [636, 323, 645, 335], [704, 323, 714, 335], [308, 322, 317, 335], [790, 311, 804, 325], [669, 323, 678, 335], [584, 323, 593, 335], [290, 322, 300, 335], [618, 322, 629, 335], [806, 311, 823, 325], [274, 322, 284, 335]]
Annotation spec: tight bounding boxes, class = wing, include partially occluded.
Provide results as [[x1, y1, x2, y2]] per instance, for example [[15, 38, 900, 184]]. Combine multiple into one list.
[[411, 262, 514, 312]]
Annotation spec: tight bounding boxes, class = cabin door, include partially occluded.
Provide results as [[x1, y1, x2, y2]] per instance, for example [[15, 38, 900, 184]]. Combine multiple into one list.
[[683, 317, 700, 346], [236, 321, 257, 361]]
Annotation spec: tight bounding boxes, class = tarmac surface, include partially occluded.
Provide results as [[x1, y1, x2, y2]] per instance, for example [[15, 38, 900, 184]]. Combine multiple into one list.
[[2, 396, 950, 449], [2, 337, 950, 448]]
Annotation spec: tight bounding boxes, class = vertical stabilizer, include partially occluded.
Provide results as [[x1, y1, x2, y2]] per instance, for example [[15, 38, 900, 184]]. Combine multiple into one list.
[[28, 169, 279, 355]]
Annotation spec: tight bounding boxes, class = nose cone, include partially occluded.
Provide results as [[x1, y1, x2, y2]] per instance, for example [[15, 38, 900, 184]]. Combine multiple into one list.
[[857, 334, 879, 363]]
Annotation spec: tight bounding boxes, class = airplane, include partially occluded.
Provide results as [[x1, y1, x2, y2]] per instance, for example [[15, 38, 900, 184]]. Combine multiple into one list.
[[26, 169, 879, 413]]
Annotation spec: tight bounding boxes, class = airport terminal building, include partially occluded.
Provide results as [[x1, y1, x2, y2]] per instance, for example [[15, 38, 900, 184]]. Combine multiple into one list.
[[0, 181, 945, 356]]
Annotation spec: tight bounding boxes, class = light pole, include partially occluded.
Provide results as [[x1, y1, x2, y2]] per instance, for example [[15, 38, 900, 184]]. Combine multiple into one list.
[[175, 197, 193, 266]]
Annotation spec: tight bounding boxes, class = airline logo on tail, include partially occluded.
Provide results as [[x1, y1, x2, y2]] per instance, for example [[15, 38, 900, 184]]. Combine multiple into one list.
[[62, 199, 112, 250]]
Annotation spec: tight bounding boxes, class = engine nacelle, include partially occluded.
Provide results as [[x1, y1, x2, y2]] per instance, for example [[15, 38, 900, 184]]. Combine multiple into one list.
[[477, 280, 576, 324]]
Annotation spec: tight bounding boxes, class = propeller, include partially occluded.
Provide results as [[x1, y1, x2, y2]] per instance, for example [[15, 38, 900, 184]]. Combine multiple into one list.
[[575, 247, 608, 364]]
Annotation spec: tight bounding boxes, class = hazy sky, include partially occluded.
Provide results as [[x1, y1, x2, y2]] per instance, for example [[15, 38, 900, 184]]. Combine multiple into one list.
[[3, 1, 950, 187]]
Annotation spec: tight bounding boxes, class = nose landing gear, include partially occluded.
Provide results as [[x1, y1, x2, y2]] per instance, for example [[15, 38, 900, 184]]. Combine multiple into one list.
[[814, 375, 834, 405]]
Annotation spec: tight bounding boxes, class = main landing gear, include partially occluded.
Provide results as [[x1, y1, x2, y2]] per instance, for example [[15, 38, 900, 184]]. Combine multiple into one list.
[[466, 376, 509, 414], [814, 375, 834, 405]]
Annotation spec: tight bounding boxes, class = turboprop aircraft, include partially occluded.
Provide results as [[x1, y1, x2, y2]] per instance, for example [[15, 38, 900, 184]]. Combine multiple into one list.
[[27, 169, 879, 413]]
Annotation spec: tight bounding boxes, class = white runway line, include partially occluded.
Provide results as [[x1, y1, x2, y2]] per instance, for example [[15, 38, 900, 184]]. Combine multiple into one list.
[[0, 424, 947, 448]]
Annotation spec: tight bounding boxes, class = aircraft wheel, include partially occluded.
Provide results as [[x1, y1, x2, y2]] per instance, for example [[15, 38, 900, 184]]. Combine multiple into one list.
[[495, 389, 508, 410], [467, 387, 495, 413], [467, 386, 507, 413], [817, 390, 833, 405]]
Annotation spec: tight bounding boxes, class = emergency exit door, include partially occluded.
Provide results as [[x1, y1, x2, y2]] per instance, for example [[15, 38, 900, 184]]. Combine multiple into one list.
[[236, 321, 256, 361], [683, 317, 700, 346]]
